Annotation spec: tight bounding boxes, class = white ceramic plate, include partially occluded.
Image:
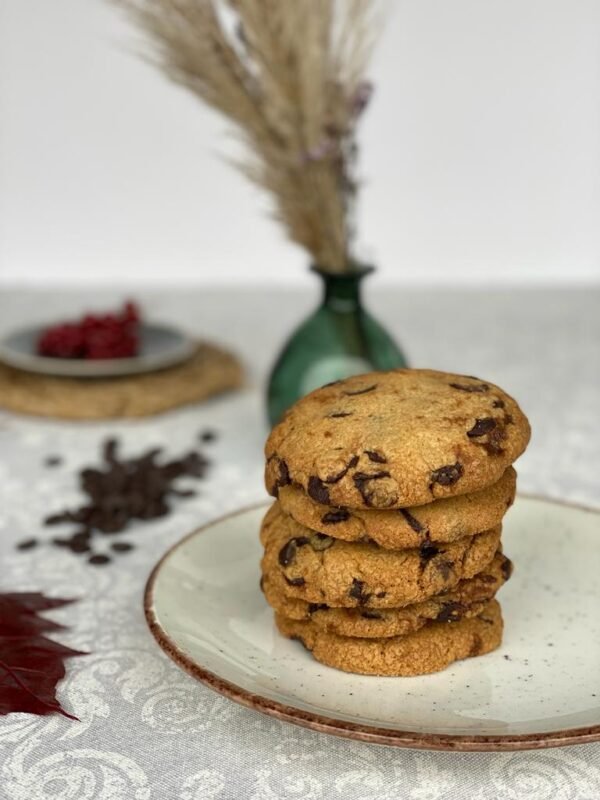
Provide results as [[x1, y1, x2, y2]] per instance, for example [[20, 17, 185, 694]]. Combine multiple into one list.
[[145, 497, 600, 751], [0, 323, 195, 378]]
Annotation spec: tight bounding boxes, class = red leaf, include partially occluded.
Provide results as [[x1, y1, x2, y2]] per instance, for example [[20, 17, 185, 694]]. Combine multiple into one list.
[[0, 593, 85, 719]]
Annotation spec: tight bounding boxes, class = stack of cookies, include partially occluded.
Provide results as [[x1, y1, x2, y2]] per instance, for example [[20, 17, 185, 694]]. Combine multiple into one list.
[[260, 369, 530, 676]]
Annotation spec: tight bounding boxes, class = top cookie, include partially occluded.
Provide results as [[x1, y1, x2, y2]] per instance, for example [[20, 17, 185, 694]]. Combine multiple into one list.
[[265, 369, 530, 509]]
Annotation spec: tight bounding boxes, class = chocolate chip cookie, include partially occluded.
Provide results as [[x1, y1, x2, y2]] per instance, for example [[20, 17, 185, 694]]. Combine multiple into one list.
[[276, 599, 503, 676], [278, 466, 516, 550], [262, 551, 511, 638], [265, 369, 530, 509], [260, 503, 501, 608]]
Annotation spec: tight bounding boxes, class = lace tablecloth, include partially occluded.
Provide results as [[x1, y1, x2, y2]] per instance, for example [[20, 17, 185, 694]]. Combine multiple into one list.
[[0, 287, 599, 800]]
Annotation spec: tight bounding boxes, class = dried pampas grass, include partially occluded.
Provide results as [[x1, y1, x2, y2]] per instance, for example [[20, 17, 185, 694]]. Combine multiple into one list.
[[116, 0, 377, 273]]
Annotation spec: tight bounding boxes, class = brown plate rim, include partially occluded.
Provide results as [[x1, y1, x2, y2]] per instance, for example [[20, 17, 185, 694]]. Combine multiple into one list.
[[143, 494, 600, 752]]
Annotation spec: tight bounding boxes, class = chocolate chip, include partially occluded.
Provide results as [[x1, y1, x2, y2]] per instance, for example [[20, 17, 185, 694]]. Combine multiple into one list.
[[310, 533, 334, 551], [278, 536, 310, 566], [399, 508, 424, 533], [259, 575, 265, 592], [492, 399, 505, 409], [307, 476, 331, 504], [501, 556, 513, 581], [360, 610, 383, 620], [308, 603, 329, 614], [430, 463, 463, 487], [88, 554, 111, 566], [44, 456, 62, 467], [353, 471, 391, 506], [348, 578, 371, 605], [324, 455, 359, 484], [328, 412, 352, 418], [467, 418, 497, 438], [419, 541, 440, 561], [469, 633, 483, 656], [111, 542, 134, 553], [364, 450, 387, 464], [284, 575, 305, 587], [321, 509, 350, 524], [449, 382, 489, 393], [269, 457, 291, 497], [436, 602, 466, 622], [16, 538, 38, 551], [375, 591, 387, 598], [436, 559, 454, 580], [342, 384, 377, 396], [477, 573, 497, 584]]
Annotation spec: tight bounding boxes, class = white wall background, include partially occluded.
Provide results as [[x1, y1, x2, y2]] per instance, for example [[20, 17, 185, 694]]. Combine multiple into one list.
[[1, 0, 600, 287]]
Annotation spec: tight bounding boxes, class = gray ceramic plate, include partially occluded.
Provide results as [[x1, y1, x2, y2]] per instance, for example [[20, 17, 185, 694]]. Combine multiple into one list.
[[0, 323, 195, 378], [145, 497, 600, 751]]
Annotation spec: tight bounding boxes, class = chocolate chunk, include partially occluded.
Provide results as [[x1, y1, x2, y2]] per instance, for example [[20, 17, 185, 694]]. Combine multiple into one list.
[[308, 476, 331, 504], [343, 384, 377, 396], [364, 450, 387, 464], [430, 463, 463, 487], [436, 559, 454, 580], [353, 471, 391, 506], [399, 508, 424, 534], [16, 538, 38, 551], [328, 411, 352, 418], [419, 541, 440, 561], [284, 575, 305, 587], [310, 533, 334, 551], [375, 591, 387, 598], [360, 610, 383, 620], [321, 509, 350, 524], [111, 542, 134, 553], [88, 554, 111, 566], [278, 536, 310, 566], [348, 578, 372, 605], [44, 456, 62, 468], [500, 556, 513, 581], [436, 602, 466, 622], [269, 457, 291, 497], [469, 633, 483, 656], [492, 399, 505, 409], [324, 455, 359, 484], [449, 382, 489, 393], [308, 603, 329, 614], [467, 418, 497, 438]]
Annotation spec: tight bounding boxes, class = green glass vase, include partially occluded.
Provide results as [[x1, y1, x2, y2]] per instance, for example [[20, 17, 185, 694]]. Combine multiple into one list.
[[267, 266, 408, 425]]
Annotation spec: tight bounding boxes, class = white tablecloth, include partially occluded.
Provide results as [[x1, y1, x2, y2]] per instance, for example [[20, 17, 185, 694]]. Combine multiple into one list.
[[0, 287, 599, 800]]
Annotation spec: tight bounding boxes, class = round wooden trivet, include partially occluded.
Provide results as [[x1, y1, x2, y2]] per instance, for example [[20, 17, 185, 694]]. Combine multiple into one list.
[[0, 342, 243, 419]]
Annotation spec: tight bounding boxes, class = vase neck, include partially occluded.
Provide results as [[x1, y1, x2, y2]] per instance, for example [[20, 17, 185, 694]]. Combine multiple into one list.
[[316, 268, 371, 312]]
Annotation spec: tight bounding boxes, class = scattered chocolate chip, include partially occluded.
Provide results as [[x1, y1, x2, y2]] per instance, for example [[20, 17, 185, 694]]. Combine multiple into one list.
[[430, 463, 463, 487], [307, 476, 331, 504], [324, 455, 359, 484], [419, 541, 440, 561], [16, 538, 38, 551], [436, 602, 466, 622], [111, 542, 134, 553], [353, 471, 391, 506], [199, 429, 217, 443], [399, 508, 424, 533], [364, 450, 387, 464], [44, 456, 62, 468], [328, 411, 352, 418], [284, 575, 305, 587], [449, 382, 489, 393], [360, 610, 383, 620], [375, 591, 387, 598], [278, 537, 310, 566], [348, 578, 371, 605], [469, 633, 483, 656], [88, 554, 111, 566], [342, 384, 377, 396], [308, 603, 329, 614], [268, 457, 291, 497], [310, 533, 334, 551], [436, 560, 454, 580], [467, 418, 497, 438], [492, 399, 505, 409], [321, 509, 350, 524], [501, 556, 513, 581]]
